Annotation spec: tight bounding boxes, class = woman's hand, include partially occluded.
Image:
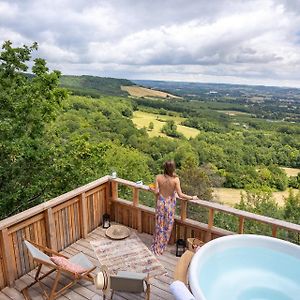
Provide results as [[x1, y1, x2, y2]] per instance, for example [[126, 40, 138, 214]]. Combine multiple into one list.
[[148, 183, 159, 195], [190, 195, 198, 200]]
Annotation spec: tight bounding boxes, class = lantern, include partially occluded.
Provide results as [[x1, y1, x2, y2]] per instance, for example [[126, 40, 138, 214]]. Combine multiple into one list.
[[102, 213, 111, 229], [176, 239, 186, 257]]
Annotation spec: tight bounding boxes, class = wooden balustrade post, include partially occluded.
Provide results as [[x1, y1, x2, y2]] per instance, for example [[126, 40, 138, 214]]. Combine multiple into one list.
[[0, 229, 16, 286], [79, 193, 88, 238], [105, 182, 110, 214], [137, 210, 142, 233], [133, 187, 139, 207], [239, 216, 245, 234], [205, 208, 215, 242], [272, 225, 277, 237], [180, 200, 187, 222], [133, 187, 143, 232], [45, 208, 58, 251], [111, 181, 118, 201], [110, 181, 118, 222]]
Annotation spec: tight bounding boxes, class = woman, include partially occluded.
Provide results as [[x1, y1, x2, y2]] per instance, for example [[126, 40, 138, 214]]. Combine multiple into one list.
[[150, 160, 198, 255]]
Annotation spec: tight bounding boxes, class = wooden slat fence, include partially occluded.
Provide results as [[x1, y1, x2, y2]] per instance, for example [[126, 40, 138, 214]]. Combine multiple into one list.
[[0, 176, 110, 288], [0, 174, 299, 290], [110, 178, 300, 245]]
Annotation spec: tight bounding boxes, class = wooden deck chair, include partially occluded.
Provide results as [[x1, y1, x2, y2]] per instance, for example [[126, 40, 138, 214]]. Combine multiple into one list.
[[110, 271, 150, 300], [21, 240, 96, 300]]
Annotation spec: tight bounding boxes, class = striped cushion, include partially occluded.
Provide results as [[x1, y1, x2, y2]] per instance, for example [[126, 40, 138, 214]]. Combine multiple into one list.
[[50, 256, 87, 274]]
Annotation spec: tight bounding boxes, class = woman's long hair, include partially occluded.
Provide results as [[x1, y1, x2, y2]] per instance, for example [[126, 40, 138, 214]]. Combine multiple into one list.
[[163, 160, 176, 177]]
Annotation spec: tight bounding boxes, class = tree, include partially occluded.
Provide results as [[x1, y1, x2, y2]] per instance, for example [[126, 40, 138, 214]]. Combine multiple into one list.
[[0, 41, 67, 218], [148, 121, 154, 131], [161, 120, 183, 138], [283, 190, 300, 225]]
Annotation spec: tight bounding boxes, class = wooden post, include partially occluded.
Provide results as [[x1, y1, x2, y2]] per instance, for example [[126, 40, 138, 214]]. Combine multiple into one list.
[[133, 187, 141, 232], [239, 216, 245, 234], [180, 200, 187, 222], [133, 187, 139, 207], [110, 181, 118, 222], [79, 193, 88, 238], [208, 208, 214, 228], [0, 229, 16, 286], [205, 208, 214, 242], [272, 225, 277, 237], [111, 181, 118, 201], [137, 209, 142, 233], [44, 208, 57, 251], [105, 182, 110, 214]]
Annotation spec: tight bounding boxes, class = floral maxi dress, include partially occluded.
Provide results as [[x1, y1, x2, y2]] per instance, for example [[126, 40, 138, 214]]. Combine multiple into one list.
[[151, 193, 176, 255]]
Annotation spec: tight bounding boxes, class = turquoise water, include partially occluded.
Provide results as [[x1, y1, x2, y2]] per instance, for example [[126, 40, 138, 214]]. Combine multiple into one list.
[[197, 246, 300, 300]]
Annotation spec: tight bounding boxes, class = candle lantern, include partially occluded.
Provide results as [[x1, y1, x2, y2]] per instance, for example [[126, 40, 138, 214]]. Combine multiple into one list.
[[176, 239, 186, 257], [102, 213, 111, 229]]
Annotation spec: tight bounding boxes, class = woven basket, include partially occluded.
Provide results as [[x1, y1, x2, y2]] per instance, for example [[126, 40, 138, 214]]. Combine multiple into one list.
[[187, 238, 204, 252]]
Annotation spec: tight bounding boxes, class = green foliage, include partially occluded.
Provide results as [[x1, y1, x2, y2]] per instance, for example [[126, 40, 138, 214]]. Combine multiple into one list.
[[288, 173, 300, 189], [161, 120, 183, 138], [178, 165, 214, 201], [148, 122, 154, 131], [237, 190, 282, 219], [228, 191, 283, 236], [0, 41, 67, 218], [60, 75, 134, 97], [283, 190, 300, 225]]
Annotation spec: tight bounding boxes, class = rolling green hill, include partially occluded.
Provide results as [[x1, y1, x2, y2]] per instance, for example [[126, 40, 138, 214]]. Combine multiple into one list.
[[60, 75, 135, 97]]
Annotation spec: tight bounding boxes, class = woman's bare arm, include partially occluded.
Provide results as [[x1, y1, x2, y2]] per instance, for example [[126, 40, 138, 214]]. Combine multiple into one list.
[[175, 178, 198, 200]]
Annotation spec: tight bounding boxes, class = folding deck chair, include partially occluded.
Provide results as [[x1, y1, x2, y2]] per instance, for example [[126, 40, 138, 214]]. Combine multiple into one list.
[[22, 240, 96, 300]]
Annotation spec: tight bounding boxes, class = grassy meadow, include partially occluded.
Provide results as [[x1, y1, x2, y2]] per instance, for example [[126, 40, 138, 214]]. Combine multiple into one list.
[[121, 85, 181, 99], [214, 168, 299, 207], [132, 110, 200, 138], [280, 167, 300, 177], [217, 110, 251, 116], [213, 187, 299, 207]]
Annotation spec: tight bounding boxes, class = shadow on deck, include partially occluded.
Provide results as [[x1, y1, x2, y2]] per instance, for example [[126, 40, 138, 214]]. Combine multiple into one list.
[[0, 226, 178, 300]]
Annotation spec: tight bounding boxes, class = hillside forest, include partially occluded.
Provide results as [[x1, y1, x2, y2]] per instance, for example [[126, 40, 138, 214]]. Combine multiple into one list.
[[1, 42, 299, 242]]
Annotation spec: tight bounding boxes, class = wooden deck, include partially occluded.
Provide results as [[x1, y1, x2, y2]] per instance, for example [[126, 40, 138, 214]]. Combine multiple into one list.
[[0, 226, 178, 300]]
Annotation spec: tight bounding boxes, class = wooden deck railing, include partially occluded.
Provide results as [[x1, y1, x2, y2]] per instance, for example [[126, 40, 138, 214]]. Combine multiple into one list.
[[0, 175, 299, 289]]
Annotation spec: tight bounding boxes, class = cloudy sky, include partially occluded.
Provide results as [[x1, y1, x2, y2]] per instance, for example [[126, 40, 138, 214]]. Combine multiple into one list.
[[1, 0, 300, 87]]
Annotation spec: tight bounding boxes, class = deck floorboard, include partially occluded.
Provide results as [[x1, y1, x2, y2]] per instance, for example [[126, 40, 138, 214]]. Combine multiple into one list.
[[2, 226, 178, 300]]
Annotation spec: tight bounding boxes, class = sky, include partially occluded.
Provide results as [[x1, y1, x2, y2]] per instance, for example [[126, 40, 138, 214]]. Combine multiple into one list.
[[1, 0, 300, 87]]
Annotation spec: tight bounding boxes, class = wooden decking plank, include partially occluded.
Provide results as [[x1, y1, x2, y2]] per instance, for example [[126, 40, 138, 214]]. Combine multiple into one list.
[[26, 270, 70, 299], [36, 266, 97, 300], [0, 291, 12, 299], [0, 227, 178, 300], [14, 275, 45, 300], [84, 228, 175, 299], [1, 286, 24, 300]]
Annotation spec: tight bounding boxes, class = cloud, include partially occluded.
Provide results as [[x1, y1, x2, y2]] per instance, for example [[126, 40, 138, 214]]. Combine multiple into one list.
[[1, 0, 300, 87]]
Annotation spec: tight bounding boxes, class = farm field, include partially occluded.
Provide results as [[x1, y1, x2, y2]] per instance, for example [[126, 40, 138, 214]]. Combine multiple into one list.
[[217, 110, 251, 116], [121, 85, 181, 99], [213, 187, 299, 207], [132, 111, 200, 138], [280, 167, 300, 177]]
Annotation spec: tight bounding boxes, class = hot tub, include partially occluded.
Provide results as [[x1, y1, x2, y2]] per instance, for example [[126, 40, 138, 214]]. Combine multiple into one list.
[[189, 235, 300, 300]]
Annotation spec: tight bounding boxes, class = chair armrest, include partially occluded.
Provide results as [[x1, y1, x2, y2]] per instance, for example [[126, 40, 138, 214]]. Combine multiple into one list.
[[81, 266, 96, 276]]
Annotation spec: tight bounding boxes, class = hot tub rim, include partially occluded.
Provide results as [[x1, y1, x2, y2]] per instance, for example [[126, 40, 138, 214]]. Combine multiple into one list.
[[188, 234, 300, 300]]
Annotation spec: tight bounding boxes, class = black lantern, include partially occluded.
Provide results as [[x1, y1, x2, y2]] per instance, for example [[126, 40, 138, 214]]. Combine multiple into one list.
[[102, 213, 111, 229], [176, 239, 186, 257]]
